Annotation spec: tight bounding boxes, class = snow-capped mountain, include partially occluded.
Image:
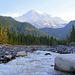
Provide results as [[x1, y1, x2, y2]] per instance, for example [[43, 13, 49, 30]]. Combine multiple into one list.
[[14, 10, 67, 28]]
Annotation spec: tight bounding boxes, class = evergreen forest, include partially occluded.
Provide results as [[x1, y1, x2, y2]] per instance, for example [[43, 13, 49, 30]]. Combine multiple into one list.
[[0, 21, 66, 46]]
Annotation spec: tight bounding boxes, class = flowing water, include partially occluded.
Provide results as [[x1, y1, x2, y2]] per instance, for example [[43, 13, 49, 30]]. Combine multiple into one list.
[[0, 50, 73, 75]]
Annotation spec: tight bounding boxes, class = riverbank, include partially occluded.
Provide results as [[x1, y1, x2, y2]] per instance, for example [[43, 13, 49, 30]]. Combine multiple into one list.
[[0, 45, 74, 63]]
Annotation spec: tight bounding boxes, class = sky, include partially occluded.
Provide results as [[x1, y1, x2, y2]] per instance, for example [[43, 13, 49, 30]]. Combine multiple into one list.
[[0, 0, 75, 22]]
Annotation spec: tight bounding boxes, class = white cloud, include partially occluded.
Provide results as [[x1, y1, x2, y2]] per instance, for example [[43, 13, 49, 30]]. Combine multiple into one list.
[[56, 12, 75, 22], [0, 13, 20, 18]]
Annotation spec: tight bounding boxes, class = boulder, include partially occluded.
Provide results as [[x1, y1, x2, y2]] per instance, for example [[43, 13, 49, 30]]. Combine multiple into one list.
[[4, 55, 12, 60], [0, 58, 6, 61], [54, 54, 75, 72], [69, 42, 75, 46], [31, 48, 36, 52], [17, 51, 27, 57]]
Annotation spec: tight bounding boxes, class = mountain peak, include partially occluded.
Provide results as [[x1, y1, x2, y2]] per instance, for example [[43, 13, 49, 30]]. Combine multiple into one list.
[[31, 9, 43, 14], [14, 10, 67, 28]]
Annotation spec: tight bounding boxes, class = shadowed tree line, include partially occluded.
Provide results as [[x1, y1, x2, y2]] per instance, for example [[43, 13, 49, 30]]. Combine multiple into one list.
[[0, 21, 67, 46], [7, 32, 66, 46]]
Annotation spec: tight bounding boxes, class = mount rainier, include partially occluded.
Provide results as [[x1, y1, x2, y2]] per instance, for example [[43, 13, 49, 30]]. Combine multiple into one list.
[[14, 10, 67, 28]]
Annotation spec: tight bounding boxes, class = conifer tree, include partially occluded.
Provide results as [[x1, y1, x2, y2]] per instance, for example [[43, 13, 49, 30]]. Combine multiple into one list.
[[67, 24, 75, 44], [69, 25, 75, 42], [0, 22, 3, 44], [3, 20, 8, 44]]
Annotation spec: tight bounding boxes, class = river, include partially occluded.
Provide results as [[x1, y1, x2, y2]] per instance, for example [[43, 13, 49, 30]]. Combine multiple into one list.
[[0, 50, 73, 75]]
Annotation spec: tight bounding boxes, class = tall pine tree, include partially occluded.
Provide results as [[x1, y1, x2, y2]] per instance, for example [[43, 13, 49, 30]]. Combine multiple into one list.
[[70, 25, 75, 42], [67, 24, 75, 44], [3, 20, 8, 44], [0, 22, 3, 44]]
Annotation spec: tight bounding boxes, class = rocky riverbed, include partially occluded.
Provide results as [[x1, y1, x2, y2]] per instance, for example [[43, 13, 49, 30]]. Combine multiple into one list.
[[0, 45, 75, 63], [0, 50, 73, 75]]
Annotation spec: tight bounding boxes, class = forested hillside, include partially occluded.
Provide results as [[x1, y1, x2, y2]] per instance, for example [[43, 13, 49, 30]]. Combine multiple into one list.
[[0, 16, 66, 45], [0, 16, 48, 37]]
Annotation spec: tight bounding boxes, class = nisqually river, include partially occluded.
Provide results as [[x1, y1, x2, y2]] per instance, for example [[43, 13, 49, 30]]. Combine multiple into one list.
[[0, 50, 74, 75]]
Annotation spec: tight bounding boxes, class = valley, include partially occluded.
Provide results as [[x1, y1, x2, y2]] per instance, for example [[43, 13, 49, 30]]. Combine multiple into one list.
[[0, 0, 75, 74]]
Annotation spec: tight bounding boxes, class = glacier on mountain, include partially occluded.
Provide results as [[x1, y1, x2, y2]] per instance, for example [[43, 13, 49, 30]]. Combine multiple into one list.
[[14, 10, 67, 28]]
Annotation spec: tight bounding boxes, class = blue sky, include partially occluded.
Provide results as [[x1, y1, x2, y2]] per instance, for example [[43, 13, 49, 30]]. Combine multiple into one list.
[[0, 0, 75, 21]]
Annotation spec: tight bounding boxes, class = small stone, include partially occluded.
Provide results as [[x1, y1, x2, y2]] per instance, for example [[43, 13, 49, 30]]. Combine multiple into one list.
[[51, 65, 54, 67], [45, 53, 51, 55]]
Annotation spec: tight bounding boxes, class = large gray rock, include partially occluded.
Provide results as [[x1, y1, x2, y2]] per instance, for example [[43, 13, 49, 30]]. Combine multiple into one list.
[[4, 55, 12, 60], [69, 42, 75, 46], [17, 51, 27, 57], [54, 54, 75, 72]]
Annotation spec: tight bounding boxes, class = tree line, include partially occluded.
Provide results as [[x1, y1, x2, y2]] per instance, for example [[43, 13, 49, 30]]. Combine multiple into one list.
[[7, 32, 66, 46], [0, 21, 8, 44], [0, 21, 67, 46]]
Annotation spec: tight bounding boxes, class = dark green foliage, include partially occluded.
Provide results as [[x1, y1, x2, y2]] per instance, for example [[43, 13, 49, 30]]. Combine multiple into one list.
[[57, 39, 67, 45], [7, 32, 66, 46], [67, 25, 75, 44]]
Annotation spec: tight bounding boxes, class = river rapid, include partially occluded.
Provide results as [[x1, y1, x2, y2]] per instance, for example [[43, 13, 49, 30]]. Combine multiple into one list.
[[0, 50, 73, 75]]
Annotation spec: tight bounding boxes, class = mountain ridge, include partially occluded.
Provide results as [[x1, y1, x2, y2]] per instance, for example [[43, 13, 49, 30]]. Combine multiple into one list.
[[0, 15, 49, 37], [40, 20, 75, 39], [14, 10, 67, 28]]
